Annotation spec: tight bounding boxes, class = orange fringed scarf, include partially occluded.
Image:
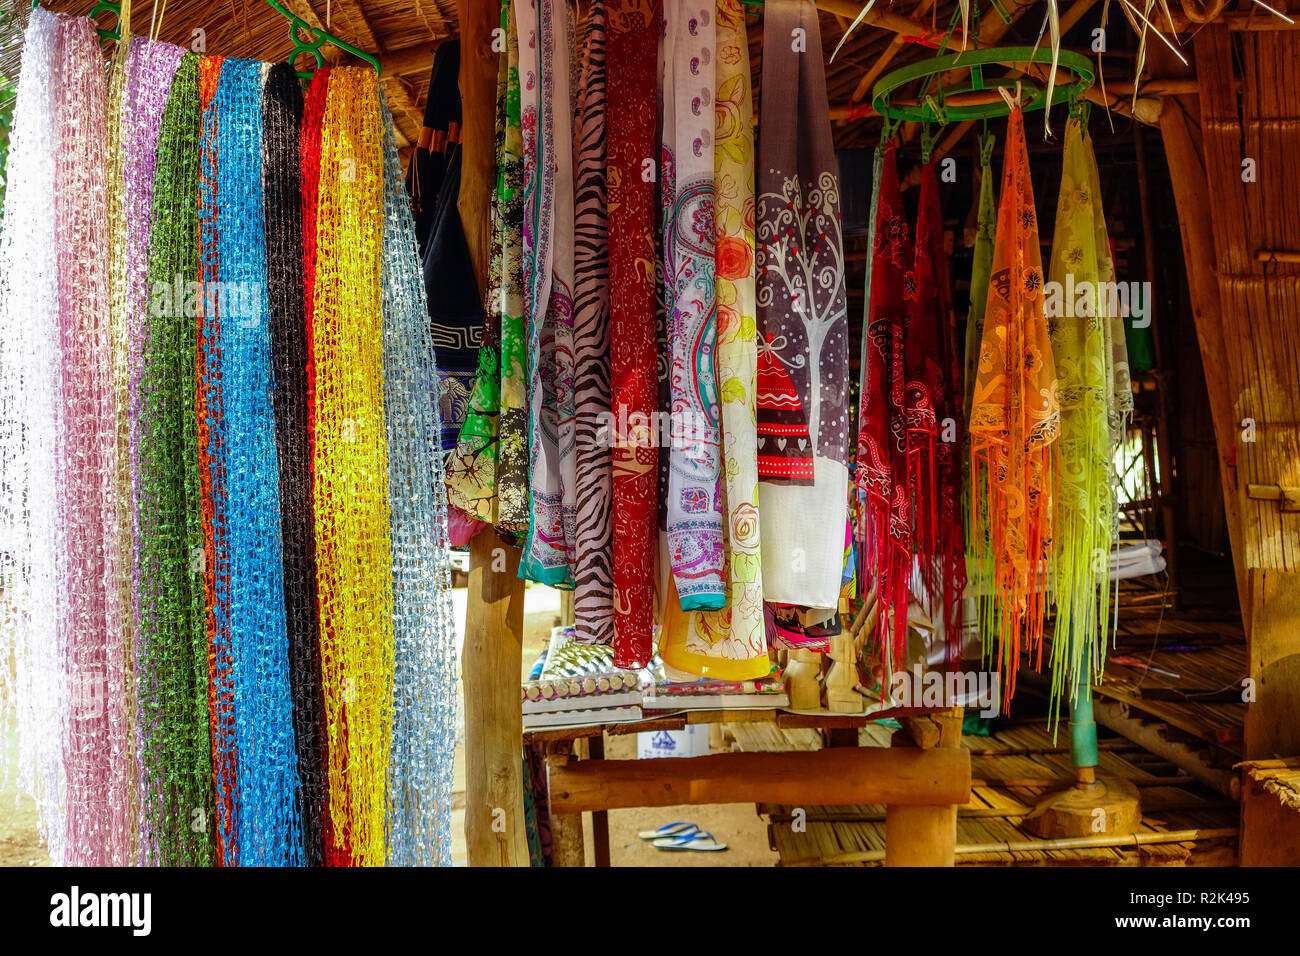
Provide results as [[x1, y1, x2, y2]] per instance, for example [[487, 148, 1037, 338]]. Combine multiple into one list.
[[968, 106, 1060, 705]]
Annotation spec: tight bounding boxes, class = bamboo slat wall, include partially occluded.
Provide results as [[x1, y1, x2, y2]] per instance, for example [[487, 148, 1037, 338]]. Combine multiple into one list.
[[1185, 24, 1300, 766], [1197, 25, 1300, 575]]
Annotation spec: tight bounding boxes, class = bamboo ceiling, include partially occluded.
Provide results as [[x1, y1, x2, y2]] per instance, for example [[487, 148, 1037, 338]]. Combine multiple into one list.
[[7, 0, 1299, 151]]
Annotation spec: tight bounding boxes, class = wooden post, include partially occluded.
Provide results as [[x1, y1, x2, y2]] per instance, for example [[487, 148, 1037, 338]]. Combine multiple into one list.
[[1157, 95, 1249, 622], [1133, 122, 1180, 602], [884, 708, 963, 866], [546, 742, 586, 867], [459, 0, 530, 867]]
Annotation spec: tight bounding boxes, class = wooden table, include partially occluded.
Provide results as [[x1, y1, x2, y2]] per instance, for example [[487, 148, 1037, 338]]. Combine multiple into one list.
[[527, 705, 971, 866]]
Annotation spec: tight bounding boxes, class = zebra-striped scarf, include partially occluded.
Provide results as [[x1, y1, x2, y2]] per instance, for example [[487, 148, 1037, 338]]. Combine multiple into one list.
[[569, 0, 615, 645]]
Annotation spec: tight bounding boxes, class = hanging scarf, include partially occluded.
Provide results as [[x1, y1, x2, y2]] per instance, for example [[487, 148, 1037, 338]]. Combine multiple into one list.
[[311, 67, 398, 867], [660, 0, 767, 680], [969, 105, 1059, 704], [570, 0, 616, 646], [1046, 116, 1129, 714], [661, 0, 725, 611], [857, 146, 884, 418], [405, 40, 461, 255], [445, 29, 506, 523], [495, 0, 531, 533], [964, 134, 997, 420], [136, 48, 217, 868], [755, 0, 850, 612], [851, 145, 882, 588], [423, 143, 484, 452], [520, 0, 577, 585], [912, 160, 966, 659], [963, 132, 997, 609], [856, 143, 913, 665], [379, 91, 460, 867], [0, 6, 65, 864], [606, 0, 662, 668]]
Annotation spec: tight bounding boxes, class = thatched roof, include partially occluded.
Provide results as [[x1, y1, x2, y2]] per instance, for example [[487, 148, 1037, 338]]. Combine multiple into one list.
[[7, 1, 1293, 152]]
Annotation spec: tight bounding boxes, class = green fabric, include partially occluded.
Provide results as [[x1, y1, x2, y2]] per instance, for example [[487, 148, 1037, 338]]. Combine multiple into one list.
[[1046, 118, 1126, 721], [964, 135, 997, 618], [494, 0, 530, 531]]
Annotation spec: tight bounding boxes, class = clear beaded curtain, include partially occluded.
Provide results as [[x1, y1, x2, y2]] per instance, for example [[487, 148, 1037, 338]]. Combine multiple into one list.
[[0, 6, 63, 864], [378, 91, 459, 866]]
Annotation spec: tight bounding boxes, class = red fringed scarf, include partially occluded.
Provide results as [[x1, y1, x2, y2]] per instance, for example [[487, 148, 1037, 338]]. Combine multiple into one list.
[[857, 142, 912, 668], [912, 160, 966, 663], [857, 147, 966, 670], [606, 0, 661, 668]]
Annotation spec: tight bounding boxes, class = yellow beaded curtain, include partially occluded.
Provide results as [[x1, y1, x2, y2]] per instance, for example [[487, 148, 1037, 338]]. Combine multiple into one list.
[[310, 67, 397, 867]]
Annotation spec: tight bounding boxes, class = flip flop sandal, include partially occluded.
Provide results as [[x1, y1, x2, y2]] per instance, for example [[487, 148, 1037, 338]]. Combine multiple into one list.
[[637, 821, 698, 841], [652, 830, 727, 852]]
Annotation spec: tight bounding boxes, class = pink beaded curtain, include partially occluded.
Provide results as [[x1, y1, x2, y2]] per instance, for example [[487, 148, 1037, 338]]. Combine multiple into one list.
[[54, 13, 133, 866]]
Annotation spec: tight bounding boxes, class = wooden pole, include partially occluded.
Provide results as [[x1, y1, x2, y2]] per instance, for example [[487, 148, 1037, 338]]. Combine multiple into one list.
[[1157, 95, 1249, 622], [459, 0, 530, 867], [1133, 121, 1181, 604]]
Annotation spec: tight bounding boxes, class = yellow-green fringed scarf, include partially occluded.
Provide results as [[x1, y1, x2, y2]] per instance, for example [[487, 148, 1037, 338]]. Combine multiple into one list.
[[1045, 117, 1127, 716]]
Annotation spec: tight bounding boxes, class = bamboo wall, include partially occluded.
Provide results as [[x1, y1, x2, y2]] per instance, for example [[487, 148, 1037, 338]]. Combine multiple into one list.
[[1173, 24, 1300, 764]]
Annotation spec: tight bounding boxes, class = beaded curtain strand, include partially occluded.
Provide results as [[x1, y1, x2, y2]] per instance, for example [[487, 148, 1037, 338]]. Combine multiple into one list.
[[263, 61, 330, 867], [216, 58, 304, 865], [104, 36, 139, 863], [197, 54, 240, 865], [0, 6, 64, 864], [138, 51, 217, 867], [379, 91, 459, 867], [312, 67, 397, 868], [54, 14, 131, 867], [300, 67, 353, 867]]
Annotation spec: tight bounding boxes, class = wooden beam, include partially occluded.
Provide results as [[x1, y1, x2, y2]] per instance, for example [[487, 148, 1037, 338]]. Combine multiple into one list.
[[546, 747, 972, 814], [459, 0, 529, 868], [814, 0, 939, 40], [377, 42, 438, 78], [842, 0, 935, 116]]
